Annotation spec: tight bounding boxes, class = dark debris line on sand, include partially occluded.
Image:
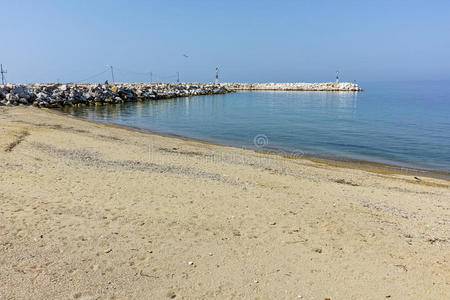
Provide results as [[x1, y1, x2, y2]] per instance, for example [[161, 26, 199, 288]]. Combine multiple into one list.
[[11, 119, 123, 141], [32, 142, 243, 186], [5, 130, 29, 152]]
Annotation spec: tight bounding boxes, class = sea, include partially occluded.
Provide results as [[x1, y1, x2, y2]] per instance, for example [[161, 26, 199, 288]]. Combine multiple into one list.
[[60, 80, 450, 173]]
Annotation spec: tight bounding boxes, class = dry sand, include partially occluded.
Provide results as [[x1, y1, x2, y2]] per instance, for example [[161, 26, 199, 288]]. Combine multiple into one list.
[[0, 106, 449, 299]]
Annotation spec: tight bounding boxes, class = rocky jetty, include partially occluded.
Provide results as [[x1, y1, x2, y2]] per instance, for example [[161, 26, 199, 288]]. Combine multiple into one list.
[[226, 82, 362, 91], [0, 82, 363, 108], [0, 83, 231, 108]]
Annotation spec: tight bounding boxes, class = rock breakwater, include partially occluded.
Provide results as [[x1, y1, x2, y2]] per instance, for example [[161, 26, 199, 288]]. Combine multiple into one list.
[[0, 83, 231, 108], [226, 82, 362, 91]]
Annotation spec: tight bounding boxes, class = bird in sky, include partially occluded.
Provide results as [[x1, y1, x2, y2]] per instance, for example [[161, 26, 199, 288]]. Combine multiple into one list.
[[182, 54, 189, 58]]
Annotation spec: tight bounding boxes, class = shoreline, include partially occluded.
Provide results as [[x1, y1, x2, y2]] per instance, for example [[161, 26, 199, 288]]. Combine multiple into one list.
[[51, 108, 450, 181], [1, 106, 449, 299]]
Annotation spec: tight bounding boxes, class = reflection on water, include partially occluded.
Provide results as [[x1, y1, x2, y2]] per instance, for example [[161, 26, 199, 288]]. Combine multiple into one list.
[[63, 91, 359, 120], [60, 83, 450, 173]]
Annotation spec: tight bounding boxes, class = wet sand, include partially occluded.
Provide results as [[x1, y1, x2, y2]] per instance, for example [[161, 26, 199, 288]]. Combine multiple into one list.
[[0, 106, 449, 299]]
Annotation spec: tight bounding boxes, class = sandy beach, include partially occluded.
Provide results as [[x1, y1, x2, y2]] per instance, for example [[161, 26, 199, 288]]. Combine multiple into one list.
[[0, 106, 449, 299]]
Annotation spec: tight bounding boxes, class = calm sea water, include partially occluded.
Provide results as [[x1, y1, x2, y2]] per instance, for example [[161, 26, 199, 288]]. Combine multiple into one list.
[[61, 81, 450, 173]]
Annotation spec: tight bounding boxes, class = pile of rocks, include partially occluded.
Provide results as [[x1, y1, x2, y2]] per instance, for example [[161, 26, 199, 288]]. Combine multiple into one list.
[[0, 83, 231, 108], [225, 82, 362, 91]]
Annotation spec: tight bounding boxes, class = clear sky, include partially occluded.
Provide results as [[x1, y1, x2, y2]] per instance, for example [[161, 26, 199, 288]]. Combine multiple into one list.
[[1, 0, 449, 83]]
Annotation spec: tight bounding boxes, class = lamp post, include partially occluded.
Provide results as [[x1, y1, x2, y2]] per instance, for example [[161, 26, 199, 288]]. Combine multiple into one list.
[[106, 65, 115, 83]]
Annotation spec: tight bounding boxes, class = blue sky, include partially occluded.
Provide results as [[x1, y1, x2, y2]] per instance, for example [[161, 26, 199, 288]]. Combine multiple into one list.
[[1, 0, 449, 83]]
